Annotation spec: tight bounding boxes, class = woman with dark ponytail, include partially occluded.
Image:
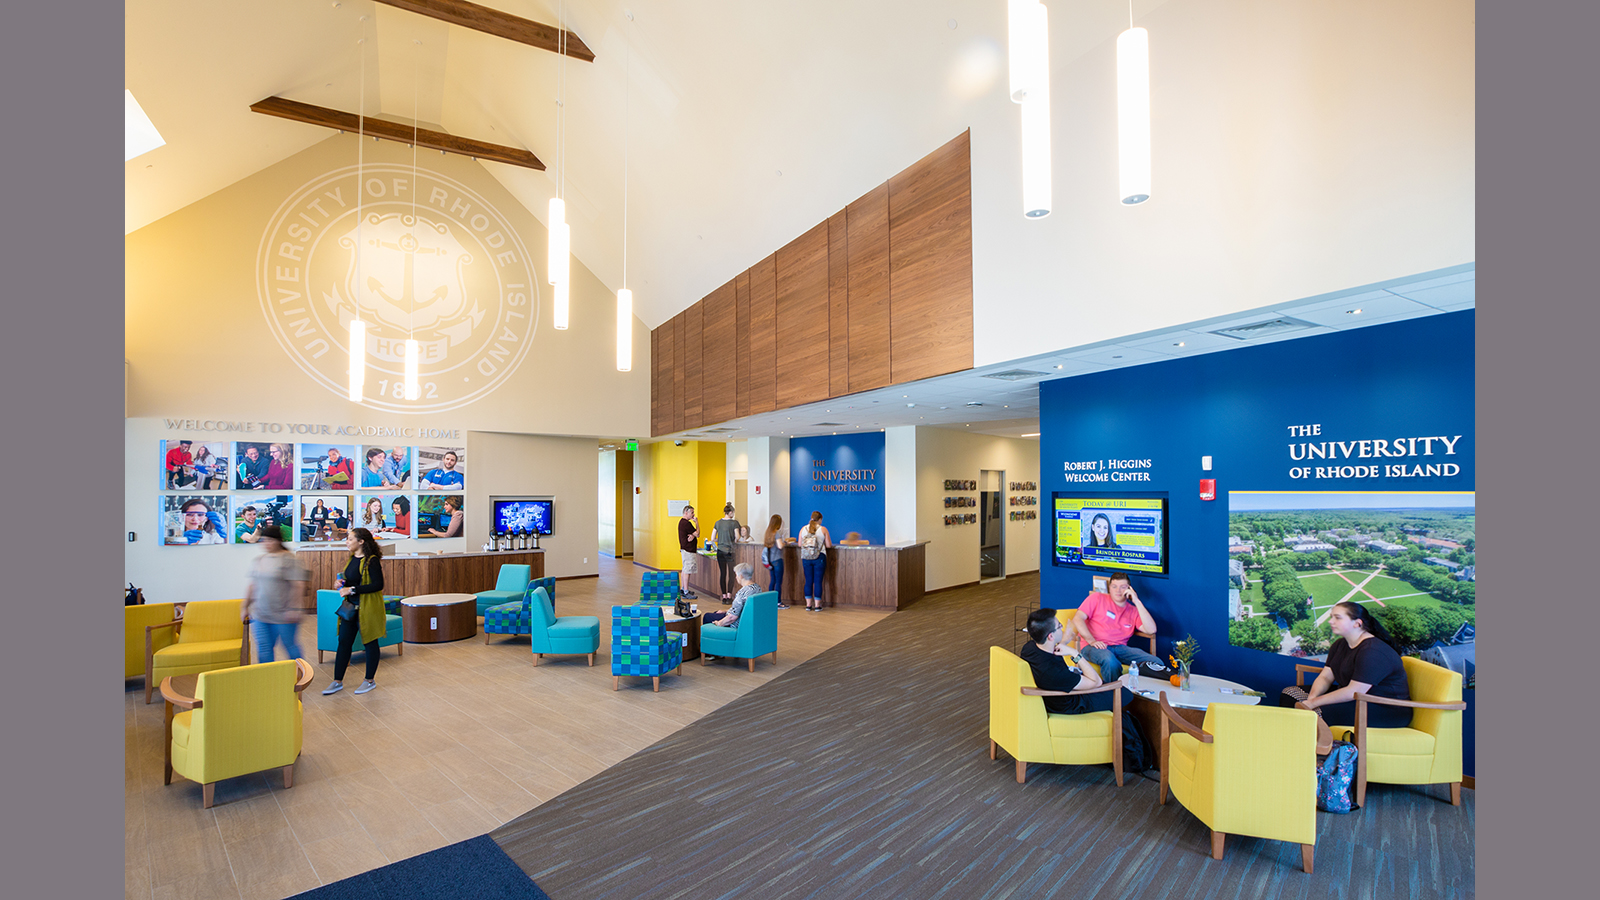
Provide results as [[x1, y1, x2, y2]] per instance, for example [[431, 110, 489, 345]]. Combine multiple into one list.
[[1280, 600, 1413, 728], [322, 527, 387, 696]]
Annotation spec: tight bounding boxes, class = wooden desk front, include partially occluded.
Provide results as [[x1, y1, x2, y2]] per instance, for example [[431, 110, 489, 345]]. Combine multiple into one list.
[[292, 549, 545, 609], [686, 542, 925, 611]]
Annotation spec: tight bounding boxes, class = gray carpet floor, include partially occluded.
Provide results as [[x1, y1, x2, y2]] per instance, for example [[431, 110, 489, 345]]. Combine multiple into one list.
[[491, 574, 1474, 900]]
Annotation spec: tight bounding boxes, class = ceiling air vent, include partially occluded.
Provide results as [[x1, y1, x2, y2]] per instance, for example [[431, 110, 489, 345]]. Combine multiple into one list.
[[981, 369, 1049, 381], [965, 401, 984, 407], [1209, 316, 1317, 341], [811, 422, 846, 427], [702, 427, 739, 433]]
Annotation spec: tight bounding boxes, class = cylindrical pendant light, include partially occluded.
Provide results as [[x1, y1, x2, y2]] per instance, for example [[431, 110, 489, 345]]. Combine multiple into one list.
[[552, 275, 570, 331], [1117, 25, 1151, 205], [1018, 4, 1051, 219], [403, 339, 420, 399], [616, 288, 632, 372], [547, 197, 566, 285], [1007, 1, 1047, 104], [347, 319, 366, 401]]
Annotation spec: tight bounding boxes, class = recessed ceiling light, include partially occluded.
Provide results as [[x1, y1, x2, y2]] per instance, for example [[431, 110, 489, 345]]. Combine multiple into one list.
[[1347, 308, 1363, 315], [948, 19, 957, 29], [1053, 364, 1063, 369], [1111, 355, 1123, 359], [775, 170, 783, 176], [1173, 341, 1186, 347]]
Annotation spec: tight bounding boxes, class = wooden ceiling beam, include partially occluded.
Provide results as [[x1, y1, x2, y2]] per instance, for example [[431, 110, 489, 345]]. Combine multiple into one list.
[[373, 0, 595, 61], [249, 96, 545, 170]]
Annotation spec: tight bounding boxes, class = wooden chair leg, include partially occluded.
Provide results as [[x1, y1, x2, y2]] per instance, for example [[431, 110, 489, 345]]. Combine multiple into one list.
[[989, 739, 997, 761], [317, 649, 324, 664], [613, 676, 619, 691], [1355, 770, 1367, 808], [748, 658, 755, 673], [652, 676, 661, 693], [397, 642, 402, 656], [485, 631, 491, 644], [701, 652, 708, 665], [282, 764, 295, 789], [771, 651, 777, 663], [202, 783, 215, 809], [1450, 782, 1462, 806], [1158, 711, 1170, 804], [1301, 843, 1314, 874], [587, 653, 595, 667], [1210, 831, 1225, 860], [1015, 760, 1026, 784], [533, 653, 541, 666], [145, 681, 154, 705]]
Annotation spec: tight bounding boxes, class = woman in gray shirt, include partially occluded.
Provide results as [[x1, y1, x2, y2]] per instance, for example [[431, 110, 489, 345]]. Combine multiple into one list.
[[712, 503, 743, 601]]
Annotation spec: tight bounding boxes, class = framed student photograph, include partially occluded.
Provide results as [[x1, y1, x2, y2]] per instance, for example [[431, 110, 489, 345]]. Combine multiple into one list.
[[298, 444, 358, 491], [160, 494, 231, 546], [231, 495, 294, 543], [416, 446, 466, 491], [161, 439, 229, 491], [359, 493, 413, 540], [298, 494, 352, 543], [362, 445, 412, 490], [417, 494, 464, 538]]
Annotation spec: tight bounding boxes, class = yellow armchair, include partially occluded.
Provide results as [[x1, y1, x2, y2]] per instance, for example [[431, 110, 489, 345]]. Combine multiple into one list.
[[988, 646, 1127, 787], [1300, 657, 1467, 806], [163, 659, 312, 808], [1159, 694, 1318, 873], [126, 603, 177, 681], [144, 599, 250, 704]]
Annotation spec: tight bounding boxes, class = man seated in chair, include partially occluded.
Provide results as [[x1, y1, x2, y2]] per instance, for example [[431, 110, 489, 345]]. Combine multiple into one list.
[[1071, 572, 1166, 680], [1021, 608, 1103, 714]]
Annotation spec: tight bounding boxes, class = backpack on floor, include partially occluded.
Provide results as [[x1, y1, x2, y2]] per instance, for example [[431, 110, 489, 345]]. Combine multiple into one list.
[[1317, 740, 1360, 812], [1120, 709, 1153, 774]]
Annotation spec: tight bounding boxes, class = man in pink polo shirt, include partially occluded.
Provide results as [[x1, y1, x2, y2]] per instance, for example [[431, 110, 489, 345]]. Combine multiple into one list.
[[1071, 572, 1166, 680]]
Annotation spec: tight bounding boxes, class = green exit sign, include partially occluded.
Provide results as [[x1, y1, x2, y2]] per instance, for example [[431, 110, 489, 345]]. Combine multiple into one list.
[[625, 440, 639, 452]]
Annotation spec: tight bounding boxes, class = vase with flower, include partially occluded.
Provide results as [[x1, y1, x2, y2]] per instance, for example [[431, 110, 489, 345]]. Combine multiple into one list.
[[1168, 634, 1199, 691]]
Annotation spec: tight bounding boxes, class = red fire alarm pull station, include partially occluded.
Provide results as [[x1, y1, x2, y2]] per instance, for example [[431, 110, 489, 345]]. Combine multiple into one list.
[[755, 486, 762, 494], [1199, 479, 1216, 501]]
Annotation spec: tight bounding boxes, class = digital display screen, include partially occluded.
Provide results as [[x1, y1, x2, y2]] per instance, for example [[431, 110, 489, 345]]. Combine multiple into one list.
[[493, 499, 553, 535], [1052, 493, 1168, 575]]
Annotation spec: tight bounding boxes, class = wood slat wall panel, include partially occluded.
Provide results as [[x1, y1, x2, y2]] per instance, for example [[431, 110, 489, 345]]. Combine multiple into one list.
[[671, 313, 685, 433], [846, 183, 892, 393], [649, 329, 659, 436], [887, 131, 973, 384], [701, 280, 738, 424], [827, 211, 849, 397], [684, 303, 704, 429], [736, 271, 752, 418], [749, 256, 778, 415], [774, 222, 831, 409]]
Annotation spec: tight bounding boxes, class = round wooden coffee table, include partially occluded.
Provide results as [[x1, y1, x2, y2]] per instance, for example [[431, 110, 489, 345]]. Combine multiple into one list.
[[400, 593, 478, 643]]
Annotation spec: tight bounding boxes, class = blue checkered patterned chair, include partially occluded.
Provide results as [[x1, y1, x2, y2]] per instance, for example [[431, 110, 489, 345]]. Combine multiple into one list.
[[611, 605, 685, 692], [639, 571, 680, 606], [527, 587, 600, 666], [483, 578, 557, 644]]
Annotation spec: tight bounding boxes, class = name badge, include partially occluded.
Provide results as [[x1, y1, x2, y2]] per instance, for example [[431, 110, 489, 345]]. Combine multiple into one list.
[[1106, 610, 1117, 619]]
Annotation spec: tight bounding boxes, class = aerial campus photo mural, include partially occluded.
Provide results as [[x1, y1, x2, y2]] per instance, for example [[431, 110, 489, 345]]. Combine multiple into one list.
[[1226, 491, 1476, 687]]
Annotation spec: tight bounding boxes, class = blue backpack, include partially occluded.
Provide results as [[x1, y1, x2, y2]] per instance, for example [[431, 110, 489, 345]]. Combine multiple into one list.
[[1316, 740, 1360, 813]]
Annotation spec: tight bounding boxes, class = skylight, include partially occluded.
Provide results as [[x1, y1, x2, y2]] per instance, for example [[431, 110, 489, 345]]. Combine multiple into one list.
[[125, 90, 165, 161]]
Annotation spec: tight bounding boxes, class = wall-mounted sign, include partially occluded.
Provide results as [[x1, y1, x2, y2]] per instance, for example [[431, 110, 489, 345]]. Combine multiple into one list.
[[257, 164, 540, 413]]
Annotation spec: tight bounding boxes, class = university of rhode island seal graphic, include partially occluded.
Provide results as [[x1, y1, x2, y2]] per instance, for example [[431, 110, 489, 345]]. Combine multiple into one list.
[[256, 164, 539, 412]]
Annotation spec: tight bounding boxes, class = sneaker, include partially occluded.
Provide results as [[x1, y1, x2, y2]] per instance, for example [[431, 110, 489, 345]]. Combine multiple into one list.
[[354, 680, 377, 695], [776, 603, 790, 610], [321, 681, 343, 695], [703, 655, 720, 661]]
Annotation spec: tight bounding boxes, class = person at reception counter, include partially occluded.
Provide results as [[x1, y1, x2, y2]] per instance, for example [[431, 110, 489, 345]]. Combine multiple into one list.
[[762, 514, 790, 610], [421, 451, 464, 490], [1280, 601, 1412, 728], [839, 532, 870, 546], [798, 511, 832, 611], [427, 497, 464, 537], [713, 504, 743, 601], [361, 448, 388, 488], [678, 505, 699, 599], [1071, 572, 1165, 680]]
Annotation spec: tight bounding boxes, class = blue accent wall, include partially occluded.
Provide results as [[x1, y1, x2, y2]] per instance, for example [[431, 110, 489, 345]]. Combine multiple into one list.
[[789, 433, 886, 545], [1039, 310, 1476, 773]]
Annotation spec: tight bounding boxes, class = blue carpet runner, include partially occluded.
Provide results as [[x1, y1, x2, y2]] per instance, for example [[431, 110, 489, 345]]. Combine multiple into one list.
[[289, 835, 549, 899]]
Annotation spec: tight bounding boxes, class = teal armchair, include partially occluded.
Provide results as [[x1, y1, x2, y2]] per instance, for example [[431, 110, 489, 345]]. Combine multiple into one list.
[[527, 587, 600, 666], [476, 564, 532, 616], [700, 591, 778, 672], [611, 605, 685, 692], [316, 589, 403, 663]]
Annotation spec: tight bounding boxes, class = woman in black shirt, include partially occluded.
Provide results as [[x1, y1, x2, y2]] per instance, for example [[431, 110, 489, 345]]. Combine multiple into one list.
[[321, 527, 386, 696], [1282, 601, 1412, 728]]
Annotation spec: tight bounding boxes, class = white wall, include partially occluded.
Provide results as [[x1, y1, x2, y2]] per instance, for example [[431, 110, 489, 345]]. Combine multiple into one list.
[[466, 431, 599, 578], [914, 428, 1041, 591], [598, 449, 618, 556], [746, 436, 791, 537], [884, 426, 918, 545]]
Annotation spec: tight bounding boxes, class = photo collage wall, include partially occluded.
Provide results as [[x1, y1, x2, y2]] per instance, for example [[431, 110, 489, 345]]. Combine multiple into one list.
[[158, 439, 465, 547]]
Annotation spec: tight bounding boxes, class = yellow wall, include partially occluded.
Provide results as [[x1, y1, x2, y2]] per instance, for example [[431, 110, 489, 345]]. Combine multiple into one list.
[[697, 442, 727, 541], [635, 441, 726, 570]]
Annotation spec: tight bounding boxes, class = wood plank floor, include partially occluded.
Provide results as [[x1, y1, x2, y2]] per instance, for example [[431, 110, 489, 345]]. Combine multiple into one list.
[[492, 574, 1475, 900], [124, 557, 889, 900]]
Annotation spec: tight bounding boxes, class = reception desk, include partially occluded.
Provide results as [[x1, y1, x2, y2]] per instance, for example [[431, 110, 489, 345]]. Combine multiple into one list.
[[686, 541, 926, 611], [293, 548, 544, 609]]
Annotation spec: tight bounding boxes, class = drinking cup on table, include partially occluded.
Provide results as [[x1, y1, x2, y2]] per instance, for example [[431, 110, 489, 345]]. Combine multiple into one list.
[[691, 604, 698, 614]]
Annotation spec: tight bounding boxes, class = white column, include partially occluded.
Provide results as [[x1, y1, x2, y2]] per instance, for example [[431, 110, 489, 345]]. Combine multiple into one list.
[[884, 426, 918, 545], [747, 436, 791, 534]]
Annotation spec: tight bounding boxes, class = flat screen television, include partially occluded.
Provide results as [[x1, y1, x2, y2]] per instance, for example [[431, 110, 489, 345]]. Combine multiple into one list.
[[1051, 491, 1169, 576], [492, 498, 554, 535]]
